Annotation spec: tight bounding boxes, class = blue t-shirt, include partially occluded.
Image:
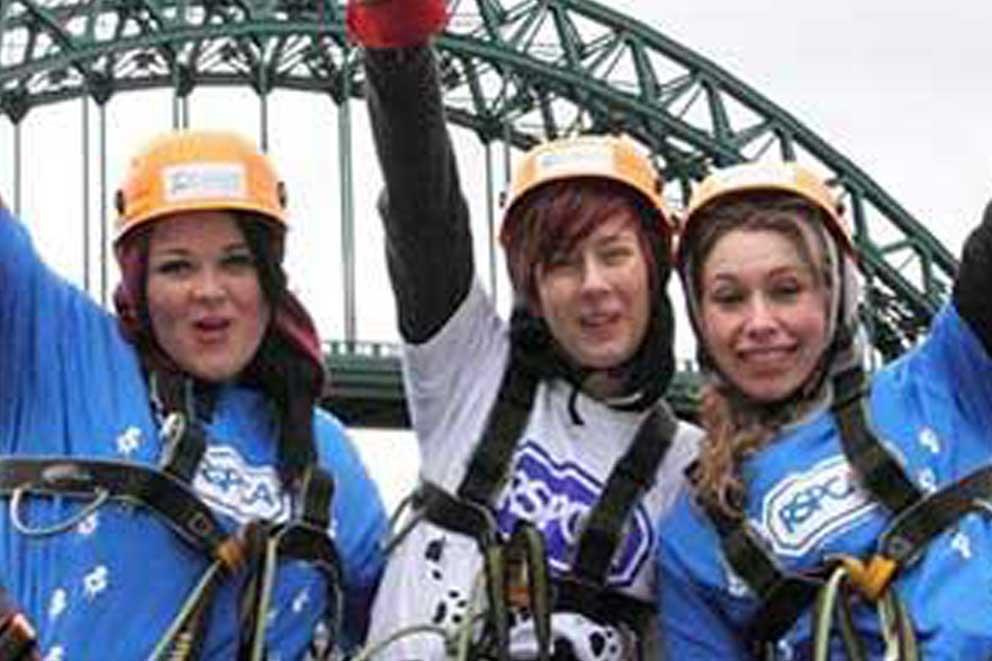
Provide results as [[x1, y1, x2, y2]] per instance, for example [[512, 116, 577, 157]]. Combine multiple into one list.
[[0, 207, 387, 658], [656, 304, 992, 659]]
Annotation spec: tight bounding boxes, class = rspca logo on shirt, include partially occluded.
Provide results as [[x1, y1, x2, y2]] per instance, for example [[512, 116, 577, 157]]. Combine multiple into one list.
[[493, 441, 652, 587], [193, 445, 291, 524], [760, 455, 876, 558]]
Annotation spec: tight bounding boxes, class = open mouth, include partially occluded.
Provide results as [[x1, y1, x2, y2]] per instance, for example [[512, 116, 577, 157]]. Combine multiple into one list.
[[580, 311, 620, 331], [193, 317, 231, 343]]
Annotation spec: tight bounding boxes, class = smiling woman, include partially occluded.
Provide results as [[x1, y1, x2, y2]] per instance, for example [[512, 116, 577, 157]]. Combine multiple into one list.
[[655, 161, 992, 660], [696, 220, 832, 402], [0, 128, 388, 659]]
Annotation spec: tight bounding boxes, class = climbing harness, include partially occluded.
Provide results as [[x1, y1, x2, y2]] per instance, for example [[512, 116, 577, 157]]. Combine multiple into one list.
[[694, 365, 992, 659], [374, 351, 678, 659], [0, 402, 344, 660]]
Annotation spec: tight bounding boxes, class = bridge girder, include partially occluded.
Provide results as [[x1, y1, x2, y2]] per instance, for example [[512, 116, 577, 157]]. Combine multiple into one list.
[[1, 0, 955, 362]]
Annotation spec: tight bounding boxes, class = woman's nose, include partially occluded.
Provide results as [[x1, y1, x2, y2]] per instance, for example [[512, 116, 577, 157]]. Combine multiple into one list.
[[744, 296, 778, 336], [579, 257, 610, 293], [191, 268, 225, 301]]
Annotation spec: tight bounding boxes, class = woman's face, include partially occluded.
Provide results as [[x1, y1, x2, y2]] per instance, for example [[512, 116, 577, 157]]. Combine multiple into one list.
[[146, 211, 271, 383], [534, 210, 652, 369], [699, 227, 830, 402]]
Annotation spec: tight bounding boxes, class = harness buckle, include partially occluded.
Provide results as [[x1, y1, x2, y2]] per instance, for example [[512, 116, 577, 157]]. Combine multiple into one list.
[[836, 554, 898, 602]]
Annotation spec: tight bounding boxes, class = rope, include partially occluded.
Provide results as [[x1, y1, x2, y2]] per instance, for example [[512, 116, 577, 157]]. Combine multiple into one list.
[[351, 567, 491, 661], [811, 560, 918, 661], [244, 531, 281, 661], [147, 560, 225, 661]]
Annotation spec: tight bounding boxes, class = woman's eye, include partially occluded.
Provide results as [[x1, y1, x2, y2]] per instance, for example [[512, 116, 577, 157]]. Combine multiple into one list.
[[711, 290, 744, 306], [546, 254, 577, 271], [771, 281, 802, 300], [223, 252, 256, 269], [601, 247, 632, 264], [156, 259, 191, 275]]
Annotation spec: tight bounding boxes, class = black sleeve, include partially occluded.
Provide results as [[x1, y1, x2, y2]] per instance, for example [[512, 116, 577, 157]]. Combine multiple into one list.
[[362, 45, 475, 344], [953, 199, 992, 355]]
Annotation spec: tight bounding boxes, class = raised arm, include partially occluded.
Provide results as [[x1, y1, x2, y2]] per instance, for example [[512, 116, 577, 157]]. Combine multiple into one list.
[[350, 0, 475, 344], [954, 199, 992, 355], [0, 204, 42, 661]]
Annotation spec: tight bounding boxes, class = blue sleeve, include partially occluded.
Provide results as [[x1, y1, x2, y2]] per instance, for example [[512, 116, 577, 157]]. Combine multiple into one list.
[[313, 412, 388, 648], [655, 517, 750, 659], [0, 207, 45, 417], [905, 305, 992, 450], [0, 206, 134, 459]]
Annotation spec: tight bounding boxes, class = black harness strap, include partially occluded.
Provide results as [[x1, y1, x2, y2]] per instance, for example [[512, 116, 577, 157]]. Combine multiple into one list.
[[417, 376, 680, 641], [415, 486, 663, 633], [0, 457, 227, 554], [417, 481, 496, 541], [457, 351, 539, 505], [694, 367, 992, 654], [832, 366, 923, 513], [881, 463, 992, 564], [552, 578, 656, 633], [571, 402, 678, 586], [1, 430, 344, 660], [689, 466, 825, 648], [237, 466, 344, 661], [158, 412, 208, 483]]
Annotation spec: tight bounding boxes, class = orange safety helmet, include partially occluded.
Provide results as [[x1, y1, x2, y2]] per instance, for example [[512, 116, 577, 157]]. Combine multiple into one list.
[[114, 129, 287, 244], [677, 161, 852, 266], [498, 134, 674, 246]]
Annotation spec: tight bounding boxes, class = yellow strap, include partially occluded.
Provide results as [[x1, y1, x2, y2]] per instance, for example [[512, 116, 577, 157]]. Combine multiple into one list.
[[214, 535, 247, 573], [837, 554, 899, 602]]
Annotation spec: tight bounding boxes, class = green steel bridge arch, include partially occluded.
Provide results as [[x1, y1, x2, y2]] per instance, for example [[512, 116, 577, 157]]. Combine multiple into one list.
[[1, 0, 957, 425]]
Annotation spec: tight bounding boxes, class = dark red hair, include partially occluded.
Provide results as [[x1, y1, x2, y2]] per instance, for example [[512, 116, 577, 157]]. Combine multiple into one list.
[[501, 178, 666, 311]]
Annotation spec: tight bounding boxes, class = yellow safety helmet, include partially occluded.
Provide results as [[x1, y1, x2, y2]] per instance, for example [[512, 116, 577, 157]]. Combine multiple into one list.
[[678, 161, 852, 265], [499, 134, 674, 245], [114, 129, 287, 244]]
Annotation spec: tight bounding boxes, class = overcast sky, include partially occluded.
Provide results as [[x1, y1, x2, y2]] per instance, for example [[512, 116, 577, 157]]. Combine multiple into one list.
[[3, 0, 991, 507]]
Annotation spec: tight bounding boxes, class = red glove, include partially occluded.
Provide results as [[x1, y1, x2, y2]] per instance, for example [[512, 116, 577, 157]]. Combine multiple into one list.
[[346, 0, 449, 49]]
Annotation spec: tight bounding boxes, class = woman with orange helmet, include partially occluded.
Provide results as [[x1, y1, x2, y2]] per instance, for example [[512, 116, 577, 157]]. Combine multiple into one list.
[[0, 129, 386, 659], [655, 161, 992, 658], [347, 1, 701, 659]]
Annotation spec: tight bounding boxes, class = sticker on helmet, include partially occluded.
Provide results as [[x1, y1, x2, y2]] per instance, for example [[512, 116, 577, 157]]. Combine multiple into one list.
[[163, 162, 247, 202], [535, 144, 613, 177], [712, 162, 797, 188]]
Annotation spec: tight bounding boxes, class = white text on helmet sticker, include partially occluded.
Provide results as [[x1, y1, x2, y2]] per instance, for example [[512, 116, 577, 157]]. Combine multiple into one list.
[[163, 163, 247, 202], [715, 162, 796, 188], [535, 144, 613, 177], [759, 455, 877, 557]]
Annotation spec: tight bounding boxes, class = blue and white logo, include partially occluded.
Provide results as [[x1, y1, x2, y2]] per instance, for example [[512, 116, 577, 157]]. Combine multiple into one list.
[[193, 445, 290, 524], [494, 441, 653, 587], [761, 455, 876, 557]]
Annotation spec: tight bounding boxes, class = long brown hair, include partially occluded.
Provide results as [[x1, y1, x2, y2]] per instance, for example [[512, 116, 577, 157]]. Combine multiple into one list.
[[682, 193, 837, 517]]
